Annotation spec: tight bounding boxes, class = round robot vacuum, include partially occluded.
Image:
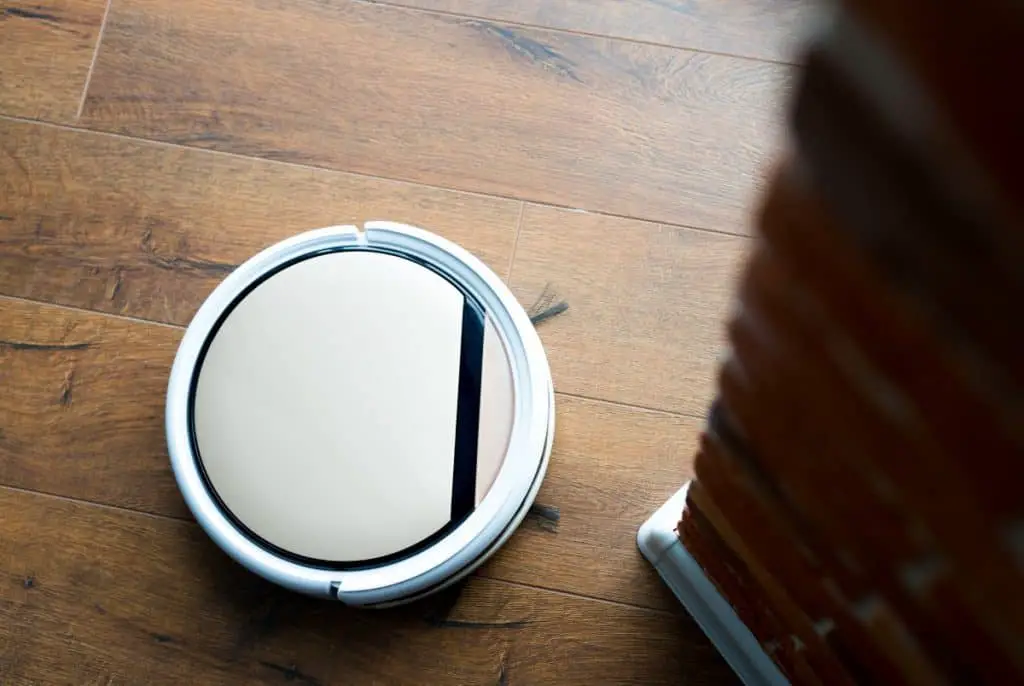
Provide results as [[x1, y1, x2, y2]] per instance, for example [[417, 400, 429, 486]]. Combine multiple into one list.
[[166, 221, 553, 606]]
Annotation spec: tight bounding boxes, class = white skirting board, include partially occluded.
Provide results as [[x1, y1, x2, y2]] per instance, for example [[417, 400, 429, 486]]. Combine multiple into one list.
[[637, 481, 789, 686]]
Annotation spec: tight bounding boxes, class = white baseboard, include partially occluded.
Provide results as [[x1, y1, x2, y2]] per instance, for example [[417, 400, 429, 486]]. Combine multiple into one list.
[[637, 481, 788, 686]]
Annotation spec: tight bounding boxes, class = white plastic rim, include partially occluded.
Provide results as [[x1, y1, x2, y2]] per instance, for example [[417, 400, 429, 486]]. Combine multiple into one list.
[[166, 221, 554, 606]]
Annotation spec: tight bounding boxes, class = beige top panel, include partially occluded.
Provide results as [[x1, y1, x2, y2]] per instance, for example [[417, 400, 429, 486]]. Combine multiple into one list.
[[476, 318, 514, 504], [193, 251, 464, 562]]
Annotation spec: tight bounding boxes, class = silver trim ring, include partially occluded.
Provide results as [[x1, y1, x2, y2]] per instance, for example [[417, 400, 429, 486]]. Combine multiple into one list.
[[166, 222, 554, 605]]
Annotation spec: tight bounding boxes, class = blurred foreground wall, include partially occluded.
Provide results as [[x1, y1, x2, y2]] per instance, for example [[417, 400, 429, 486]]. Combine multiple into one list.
[[680, 1, 1024, 682]]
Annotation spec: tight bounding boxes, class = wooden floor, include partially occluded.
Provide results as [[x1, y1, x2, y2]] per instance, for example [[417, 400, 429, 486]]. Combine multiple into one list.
[[0, 0, 807, 683]]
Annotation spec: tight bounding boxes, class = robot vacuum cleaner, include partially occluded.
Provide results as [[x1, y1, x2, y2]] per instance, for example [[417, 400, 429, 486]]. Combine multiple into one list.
[[166, 222, 554, 606]]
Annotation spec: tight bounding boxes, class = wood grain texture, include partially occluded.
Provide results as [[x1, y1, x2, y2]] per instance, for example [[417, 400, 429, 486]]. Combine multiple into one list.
[[0, 297, 182, 515], [0, 296, 696, 611], [0, 0, 107, 120], [391, 0, 814, 63], [0, 118, 519, 325], [510, 204, 747, 416], [0, 486, 734, 685], [486, 394, 702, 610], [79, 0, 789, 232]]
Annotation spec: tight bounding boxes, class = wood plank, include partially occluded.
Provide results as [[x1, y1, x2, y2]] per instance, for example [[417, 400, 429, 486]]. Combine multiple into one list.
[[0, 118, 520, 325], [391, 0, 815, 63], [510, 204, 747, 415], [79, 0, 789, 232], [0, 296, 700, 611], [0, 0, 108, 121], [0, 487, 735, 685]]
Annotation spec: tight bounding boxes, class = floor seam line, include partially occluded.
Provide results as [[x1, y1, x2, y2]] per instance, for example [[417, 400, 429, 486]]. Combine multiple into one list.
[[0, 113, 754, 241], [0, 483, 682, 616], [350, 0, 797, 66], [75, 0, 114, 121], [0, 295, 709, 419], [506, 202, 526, 283]]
